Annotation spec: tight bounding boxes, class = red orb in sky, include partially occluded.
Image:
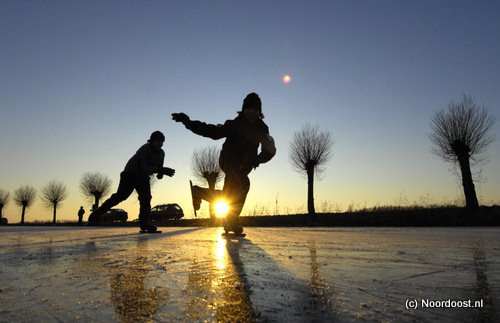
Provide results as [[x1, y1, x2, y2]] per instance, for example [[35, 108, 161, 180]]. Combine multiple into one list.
[[282, 74, 292, 84]]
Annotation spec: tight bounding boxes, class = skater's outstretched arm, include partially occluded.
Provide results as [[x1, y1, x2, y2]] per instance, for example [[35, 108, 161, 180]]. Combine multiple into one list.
[[172, 112, 230, 140]]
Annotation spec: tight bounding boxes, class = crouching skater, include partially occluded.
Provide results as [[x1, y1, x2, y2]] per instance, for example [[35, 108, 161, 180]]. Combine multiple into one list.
[[88, 131, 175, 233], [172, 92, 276, 235]]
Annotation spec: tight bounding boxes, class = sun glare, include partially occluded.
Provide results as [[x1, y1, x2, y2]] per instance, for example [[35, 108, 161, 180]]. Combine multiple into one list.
[[214, 200, 230, 218], [282, 74, 292, 84]]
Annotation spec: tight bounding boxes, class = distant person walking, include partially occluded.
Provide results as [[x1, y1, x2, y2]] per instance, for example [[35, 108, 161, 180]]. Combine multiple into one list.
[[78, 206, 85, 225], [88, 131, 175, 233], [172, 92, 276, 235]]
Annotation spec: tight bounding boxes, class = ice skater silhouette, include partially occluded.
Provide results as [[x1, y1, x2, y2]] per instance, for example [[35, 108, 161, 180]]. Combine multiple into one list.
[[88, 131, 175, 232], [172, 92, 276, 235]]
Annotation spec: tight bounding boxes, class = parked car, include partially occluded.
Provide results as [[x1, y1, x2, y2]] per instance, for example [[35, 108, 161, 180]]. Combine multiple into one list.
[[101, 208, 128, 224], [150, 204, 184, 222]]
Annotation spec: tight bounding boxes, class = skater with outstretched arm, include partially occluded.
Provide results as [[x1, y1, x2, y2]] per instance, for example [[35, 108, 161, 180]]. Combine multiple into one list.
[[88, 131, 175, 233], [172, 92, 276, 236]]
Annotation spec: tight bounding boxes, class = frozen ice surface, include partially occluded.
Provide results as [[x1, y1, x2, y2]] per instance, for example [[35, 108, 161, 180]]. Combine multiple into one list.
[[1, 226, 499, 322]]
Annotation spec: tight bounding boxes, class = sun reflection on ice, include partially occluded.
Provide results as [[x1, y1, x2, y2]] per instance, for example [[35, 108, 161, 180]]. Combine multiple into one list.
[[214, 231, 227, 272]]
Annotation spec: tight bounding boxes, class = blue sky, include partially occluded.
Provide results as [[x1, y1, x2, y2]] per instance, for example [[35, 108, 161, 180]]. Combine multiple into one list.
[[1, 0, 499, 222]]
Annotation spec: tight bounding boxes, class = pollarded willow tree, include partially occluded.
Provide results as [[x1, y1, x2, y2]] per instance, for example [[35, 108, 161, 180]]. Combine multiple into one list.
[[192, 146, 224, 220], [14, 185, 37, 224], [429, 95, 495, 209], [80, 172, 112, 210], [0, 189, 10, 223], [289, 124, 334, 215], [41, 180, 69, 224]]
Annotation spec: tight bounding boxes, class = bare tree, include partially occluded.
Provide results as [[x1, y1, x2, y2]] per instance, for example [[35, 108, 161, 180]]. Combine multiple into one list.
[[0, 189, 10, 223], [41, 180, 69, 224], [14, 185, 37, 224], [429, 95, 495, 209], [80, 172, 112, 210], [289, 124, 334, 215], [192, 146, 224, 220]]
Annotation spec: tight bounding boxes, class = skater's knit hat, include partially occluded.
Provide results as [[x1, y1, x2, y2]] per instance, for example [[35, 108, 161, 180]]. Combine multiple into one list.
[[242, 92, 263, 118], [148, 131, 165, 142]]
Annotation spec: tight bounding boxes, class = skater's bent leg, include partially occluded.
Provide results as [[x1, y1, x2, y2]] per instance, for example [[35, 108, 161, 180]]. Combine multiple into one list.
[[98, 172, 134, 213], [194, 186, 221, 203], [136, 176, 152, 228], [223, 175, 250, 231]]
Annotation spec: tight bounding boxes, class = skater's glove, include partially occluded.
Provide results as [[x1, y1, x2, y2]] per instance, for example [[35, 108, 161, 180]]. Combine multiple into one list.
[[162, 167, 175, 177], [171, 113, 190, 125]]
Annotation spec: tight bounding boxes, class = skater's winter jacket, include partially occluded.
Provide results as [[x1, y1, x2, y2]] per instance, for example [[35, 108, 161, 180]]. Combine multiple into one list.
[[184, 114, 276, 175]]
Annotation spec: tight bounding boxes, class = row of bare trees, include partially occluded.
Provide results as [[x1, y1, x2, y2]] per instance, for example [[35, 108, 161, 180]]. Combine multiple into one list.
[[0, 182, 67, 224], [289, 95, 496, 214], [294, 95, 495, 213], [0, 172, 113, 224]]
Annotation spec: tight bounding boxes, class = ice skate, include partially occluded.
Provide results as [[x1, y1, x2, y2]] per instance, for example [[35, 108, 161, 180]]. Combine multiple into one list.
[[190, 180, 202, 217], [139, 223, 161, 234], [222, 218, 245, 238]]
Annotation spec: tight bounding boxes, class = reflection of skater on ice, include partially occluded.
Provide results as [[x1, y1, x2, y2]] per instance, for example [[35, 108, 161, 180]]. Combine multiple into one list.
[[88, 131, 175, 233], [172, 92, 276, 235]]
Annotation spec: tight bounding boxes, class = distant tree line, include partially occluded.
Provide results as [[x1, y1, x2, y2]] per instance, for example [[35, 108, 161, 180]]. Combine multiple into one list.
[[0, 172, 113, 224]]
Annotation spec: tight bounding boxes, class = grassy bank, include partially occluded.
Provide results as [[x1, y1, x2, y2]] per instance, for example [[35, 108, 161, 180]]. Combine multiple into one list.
[[5, 205, 499, 227], [173, 205, 500, 227]]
